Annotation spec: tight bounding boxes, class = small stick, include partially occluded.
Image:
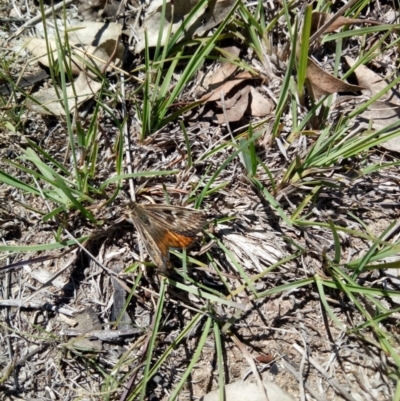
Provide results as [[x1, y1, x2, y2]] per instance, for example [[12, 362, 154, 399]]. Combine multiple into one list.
[[6, 0, 74, 43]]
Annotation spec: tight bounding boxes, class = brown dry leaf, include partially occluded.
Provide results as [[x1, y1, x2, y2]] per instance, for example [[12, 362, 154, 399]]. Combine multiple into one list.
[[66, 21, 122, 45], [215, 87, 244, 109], [215, 86, 250, 124], [208, 62, 238, 88], [199, 68, 271, 124], [357, 101, 400, 129], [27, 73, 102, 116], [255, 354, 275, 364], [307, 58, 364, 99], [206, 46, 241, 88], [249, 87, 273, 117], [311, 11, 380, 35], [186, 107, 215, 128], [89, 39, 125, 72], [134, 0, 236, 53], [345, 56, 400, 106], [25, 38, 61, 69], [200, 71, 254, 102], [303, 12, 378, 100], [25, 21, 123, 75], [357, 101, 400, 151], [77, 0, 107, 21], [26, 40, 123, 76]]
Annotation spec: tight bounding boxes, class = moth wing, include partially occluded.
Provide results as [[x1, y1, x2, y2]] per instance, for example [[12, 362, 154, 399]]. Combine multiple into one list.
[[130, 215, 170, 270], [142, 205, 208, 236]]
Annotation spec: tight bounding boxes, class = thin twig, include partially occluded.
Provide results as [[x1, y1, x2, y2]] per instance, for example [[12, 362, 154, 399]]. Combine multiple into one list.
[[293, 343, 358, 401], [0, 299, 75, 316], [231, 333, 270, 401], [280, 358, 325, 401], [120, 73, 136, 202], [6, 0, 75, 43]]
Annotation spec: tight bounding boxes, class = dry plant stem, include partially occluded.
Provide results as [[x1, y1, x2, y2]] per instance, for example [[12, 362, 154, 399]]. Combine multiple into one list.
[[380, 219, 400, 242], [100, 36, 122, 75], [141, 286, 215, 317], [63, 228, 122, 279], [279, 358, 324, 401], [309, 0, 360, 44], [0, 17, 24, 22], [2, 256, 15, 387], [325, 330, 346, 371], [231, 334, 270, 401], [0, 247, 78, 273], [352, 374, 381, 401], [114, 0, 128, 22], [120, 72, 146, 268], [71, 45, 129, 76], [119, 302, 159, 401], [62, 328, 142, 340], [0, 345, 48, 386], [5, 61, 32, 108], [14, 344, 49, 369], [21, 249, 78, 305], [6, 0, 75, 43], [120, 74, 135, 201], [293, 343, 358, 401], [0, 299, 75, 316], [220, 91, 235, 143], [128, 5, 143, 45], [296, 318, 308, 401]]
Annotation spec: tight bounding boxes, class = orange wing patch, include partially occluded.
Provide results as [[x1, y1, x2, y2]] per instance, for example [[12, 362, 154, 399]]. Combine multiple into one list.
[[163, 231, 194, 249]]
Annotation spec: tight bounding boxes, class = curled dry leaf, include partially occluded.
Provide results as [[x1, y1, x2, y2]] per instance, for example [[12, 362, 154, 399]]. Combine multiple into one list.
[[200, 71, 255, 102], [213, 81, 273, 123], [336, 97, 400, 152], [208, 61, 238, 89], [345, 56, 400, 106], [215, 85, 250, 124], [311, 11, 381, 36], [215, 86, 247, 109], [249, 87, 273, 117], [302, 11, 377, 101], [25, 21, 124, 75], [198, 68, 272, 124], [196, 45, 241, 97], [338, 57, 400, 151], [357, 101, 400, 152], [307, 58, 364, 99], [27, 73, 102, 116]]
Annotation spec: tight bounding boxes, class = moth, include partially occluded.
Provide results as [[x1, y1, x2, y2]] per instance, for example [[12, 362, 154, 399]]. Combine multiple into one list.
[[126, 202, 209, 271]]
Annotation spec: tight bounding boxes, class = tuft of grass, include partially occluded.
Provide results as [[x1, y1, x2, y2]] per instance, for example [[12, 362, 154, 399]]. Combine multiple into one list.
[[137, 0, 242, 139]]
